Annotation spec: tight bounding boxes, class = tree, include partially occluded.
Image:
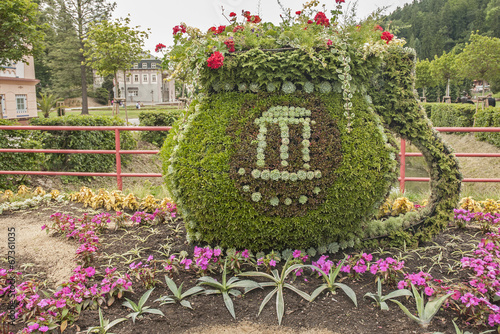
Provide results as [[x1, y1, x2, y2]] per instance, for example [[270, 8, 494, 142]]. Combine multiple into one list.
[[84, 17, 148, 117], [37, 92, 63, 118], [457, 33, 500, 95], [52, 0, 116, 115], [0, 0, 45, 66], [415, 59, 435, 99], [485, 0, 500, 37], [430, 51, 459, 99]]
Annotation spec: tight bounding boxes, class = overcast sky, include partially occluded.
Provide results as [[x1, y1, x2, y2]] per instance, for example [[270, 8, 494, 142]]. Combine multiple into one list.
[[113, 0, 414, 54]]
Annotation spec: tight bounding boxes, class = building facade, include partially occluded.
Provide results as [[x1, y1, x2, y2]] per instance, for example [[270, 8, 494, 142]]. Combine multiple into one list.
[[93, 55, 176, 104], [0, 56, 39, 120]]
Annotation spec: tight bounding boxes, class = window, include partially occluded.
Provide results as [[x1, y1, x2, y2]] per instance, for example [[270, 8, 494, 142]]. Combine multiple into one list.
[[0, 95, 5, 117], [126, 75, 130, 83], [142, 74, 148, 83], [133, 63, 138, 69], [128, 88, 138, 97], [151, 62, 156, 69], [142, 63, 147, 69], [134, 74, 139, 83], [15, 95, 27, 115], [151, 74, 157, 83]]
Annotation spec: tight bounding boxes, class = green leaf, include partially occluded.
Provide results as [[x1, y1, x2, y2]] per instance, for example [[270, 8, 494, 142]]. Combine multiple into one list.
[[258, 288, 278, 316], [276, 286, 285, 325], [223, 292, 236, 319]]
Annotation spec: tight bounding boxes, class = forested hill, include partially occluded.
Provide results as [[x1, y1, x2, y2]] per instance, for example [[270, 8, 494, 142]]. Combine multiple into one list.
[[385, 0, 500, 59]]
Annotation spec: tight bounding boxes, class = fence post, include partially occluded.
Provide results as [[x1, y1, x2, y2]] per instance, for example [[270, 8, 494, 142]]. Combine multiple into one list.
[[115, 128, 122, 191], [400, 138, 406, 193]]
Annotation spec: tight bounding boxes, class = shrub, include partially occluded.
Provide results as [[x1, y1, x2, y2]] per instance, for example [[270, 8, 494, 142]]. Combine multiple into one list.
[[0, 119, 44, 190], [420, 103, 434, 119], [429, 104, 475, 128], [30, 115, 136, 175], [474, 106, 500, 147], [138, 110, 183, 147]]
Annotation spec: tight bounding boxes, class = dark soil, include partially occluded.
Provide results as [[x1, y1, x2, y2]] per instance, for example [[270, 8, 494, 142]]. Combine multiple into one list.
[[2, 200, 495, 334]]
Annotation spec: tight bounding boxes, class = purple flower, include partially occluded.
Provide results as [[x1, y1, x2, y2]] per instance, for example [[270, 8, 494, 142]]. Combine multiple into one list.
[[269, 259, 276, 267]]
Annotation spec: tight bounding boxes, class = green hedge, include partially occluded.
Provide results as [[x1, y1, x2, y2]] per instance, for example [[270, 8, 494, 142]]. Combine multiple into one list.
[[0, 119, 44, 190], [428, 103, 476, 128], [421, 103, 434, 119], [475, 107, 500, 147], [138, 110, 183, 147], [30, 115, 136, 174]]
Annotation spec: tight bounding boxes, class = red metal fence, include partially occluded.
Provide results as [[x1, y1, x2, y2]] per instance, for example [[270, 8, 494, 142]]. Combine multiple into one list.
[[0, 125, 171, 190], [1, 125, 500, 192], [400, 127, 500, 192]]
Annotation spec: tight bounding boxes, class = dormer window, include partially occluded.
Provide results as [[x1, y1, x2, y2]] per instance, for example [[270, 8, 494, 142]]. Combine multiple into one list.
[[133, 63, 138, 69], [142, 63, 147, 69]]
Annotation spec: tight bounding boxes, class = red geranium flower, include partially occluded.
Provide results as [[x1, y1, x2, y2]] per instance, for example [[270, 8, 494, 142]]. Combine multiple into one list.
[[296, 11, 302, 15], [243, 10, 251, 18], [155, 43, 166, 52], [327, 39, 333, 46], [381, 31, 394, 44], [335, 0, 345, 3], [233, 25, 244, 33], [172, 25, 186, 35], [375, 25, 383, 31], [207, 51, 224, 69], [307, 19, 313, 24], [224, 39, 235, 52], [229, 12, 237, 17], [314, 12, 330, 27], [208, 26, 217, 33], [247, 15, 261, 23], [217, 25, 226, 34]]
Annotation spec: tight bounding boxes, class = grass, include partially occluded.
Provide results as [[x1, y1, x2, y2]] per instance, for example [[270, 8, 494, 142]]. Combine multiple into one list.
[[37, 105, 183, 121]]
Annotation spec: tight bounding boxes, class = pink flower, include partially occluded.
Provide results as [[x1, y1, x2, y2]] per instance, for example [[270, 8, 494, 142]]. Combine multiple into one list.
[[85, 267, 95, 277], [55, 299, 66, 308], [327, 39, 333, 46], [424, 287, 434, 296], [292, 250, 302, 258], [269, 259, 276, 267], [397, 281, 408, 289], [241, 249, 250, 259], [147, 255, 154, 262], [41, 225, 47, 230], [39, 326, 49, 332]]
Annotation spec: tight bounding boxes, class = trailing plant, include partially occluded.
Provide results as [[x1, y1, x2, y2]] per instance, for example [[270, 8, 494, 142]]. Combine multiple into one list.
[[122, 288, 164, 324], [85, 308, 127, 334], [197, 261, 260, 319], [364, 277, 412, 310], [239, 259, 311, 325], [154, 276, 204, 309], [390, 283, 453, 329]]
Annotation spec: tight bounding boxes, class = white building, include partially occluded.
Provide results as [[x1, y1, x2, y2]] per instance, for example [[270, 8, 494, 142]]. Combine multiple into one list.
[[93, 55, 176, 104]]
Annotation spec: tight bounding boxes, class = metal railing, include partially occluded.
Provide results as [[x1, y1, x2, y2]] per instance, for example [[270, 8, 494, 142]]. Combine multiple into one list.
[[0, 125, 171, 190], [399, 127, 500, 192], [1, 125, 499, 192]]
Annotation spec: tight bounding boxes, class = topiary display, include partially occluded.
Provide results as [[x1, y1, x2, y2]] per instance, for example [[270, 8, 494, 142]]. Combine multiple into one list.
[[159, 2, 461, 250]]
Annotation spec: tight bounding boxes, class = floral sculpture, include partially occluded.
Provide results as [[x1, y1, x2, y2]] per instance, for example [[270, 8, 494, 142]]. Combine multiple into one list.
[[159, 1, 461, 250]]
